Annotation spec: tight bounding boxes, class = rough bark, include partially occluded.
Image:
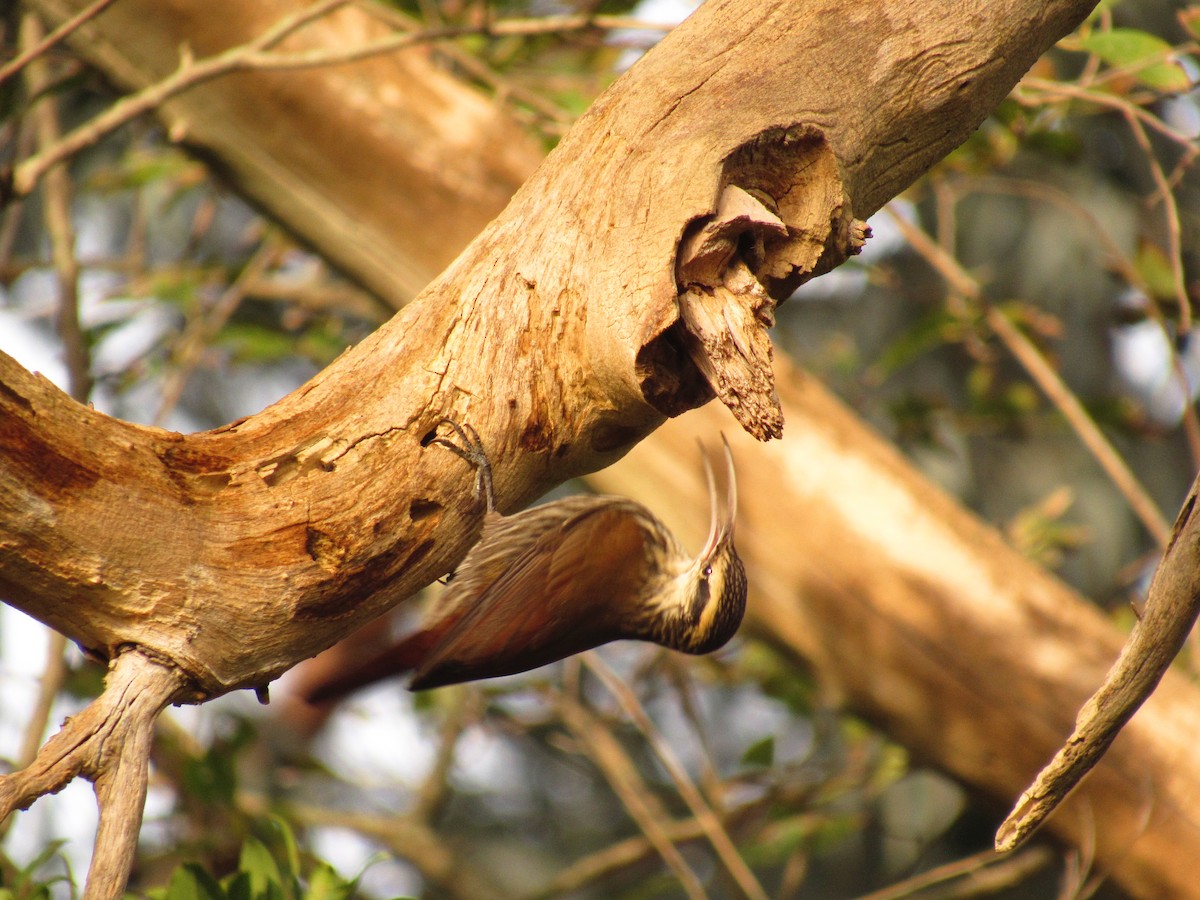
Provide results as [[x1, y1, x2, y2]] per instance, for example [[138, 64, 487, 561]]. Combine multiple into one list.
[[3, 0, 1142, 895], [4, 0, 1098, 695]]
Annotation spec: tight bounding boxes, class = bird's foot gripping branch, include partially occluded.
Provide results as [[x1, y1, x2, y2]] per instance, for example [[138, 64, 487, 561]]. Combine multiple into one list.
[[641, 126, 870, 442]]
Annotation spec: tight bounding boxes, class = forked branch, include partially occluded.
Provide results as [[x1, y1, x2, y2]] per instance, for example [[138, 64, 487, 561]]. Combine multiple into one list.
[[0, 650, 193, 900]]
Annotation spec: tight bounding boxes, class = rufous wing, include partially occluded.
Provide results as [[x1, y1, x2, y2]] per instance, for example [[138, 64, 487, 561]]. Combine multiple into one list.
[[410, 500, 657, 689]]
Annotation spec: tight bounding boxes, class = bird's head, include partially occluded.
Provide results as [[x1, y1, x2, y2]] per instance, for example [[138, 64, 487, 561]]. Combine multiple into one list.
[[652, 436, 748, 655]]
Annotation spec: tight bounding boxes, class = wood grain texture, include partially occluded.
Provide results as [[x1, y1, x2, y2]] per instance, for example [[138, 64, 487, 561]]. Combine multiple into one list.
[[6, 0, 1097, 697]]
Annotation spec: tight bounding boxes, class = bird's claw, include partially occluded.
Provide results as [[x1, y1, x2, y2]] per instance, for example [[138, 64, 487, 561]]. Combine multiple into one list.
[[432, 417, 496, 513]]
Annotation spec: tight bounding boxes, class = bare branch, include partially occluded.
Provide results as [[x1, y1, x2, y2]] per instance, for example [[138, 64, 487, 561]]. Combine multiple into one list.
[[0, 650, 191, 900], [854, 846, 1056, 900], [1015, 77, 1198, 333], [995, 477, 1200, 851], [0, 0, 119, 86], [585, 655, 768, 900], [271, 796, 502, 899], [153, 240, 278, 425], [22, 13, 92, 401], [6, 8, 672, 204], [8, 0, 346, 199], [558, 684, 709, 900], [885, 207, 1172, 546]]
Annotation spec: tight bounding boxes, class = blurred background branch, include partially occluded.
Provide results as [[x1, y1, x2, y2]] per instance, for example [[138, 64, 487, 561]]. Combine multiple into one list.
[[1, 0, 1199, 897]]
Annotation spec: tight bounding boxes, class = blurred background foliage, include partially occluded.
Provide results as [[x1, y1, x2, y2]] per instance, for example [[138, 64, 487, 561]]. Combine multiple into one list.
[[1, 0, 1198, 897]]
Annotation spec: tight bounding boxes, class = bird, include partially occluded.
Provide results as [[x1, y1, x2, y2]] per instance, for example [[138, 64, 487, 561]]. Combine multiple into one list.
[[304, 419, 747, 698]]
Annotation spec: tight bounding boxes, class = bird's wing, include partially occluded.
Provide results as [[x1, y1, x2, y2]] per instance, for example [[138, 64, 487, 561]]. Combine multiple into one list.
[[411, 499, 656, 689]]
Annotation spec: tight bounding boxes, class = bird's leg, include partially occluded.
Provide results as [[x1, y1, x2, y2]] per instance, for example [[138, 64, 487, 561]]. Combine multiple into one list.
[[432, 418, 496, 513]]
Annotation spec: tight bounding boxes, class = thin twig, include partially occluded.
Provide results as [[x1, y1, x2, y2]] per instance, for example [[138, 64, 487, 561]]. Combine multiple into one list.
[[153, 239, 277, 425], [15, 634, 67, 767], [585, 656, 769, 900], [886, 206, 1172, 547], [2, 18, 87, 842], [985, 304, 1171, 546], [1113, 103, 1200, 465], [964, 175, 1143, 288], [667, 661, 725, 820], [1017, 77, 1199, 155], [411, 689, 477, 821], [557, 688, 709, 900], [270, 795, 503, 899], [965, 173, 1200, 468], [24, 14, 92, 400], [997, 472, 1200, 851], [852, 845, 1054, 900], [0, 116, 37, 279], [0, 0, 119, 86], [528, 810, 718, 900], [8, 0, 347, 199], [1117, 107, 1192, 334], [8, 8, 671, 202], [0, 651, 191, 900]]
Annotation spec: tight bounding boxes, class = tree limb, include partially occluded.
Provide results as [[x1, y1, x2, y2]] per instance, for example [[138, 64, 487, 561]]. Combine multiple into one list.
[[0, 650, 190, 899], [2, 0, 1103, 895], [995, 477, 1200, 851]]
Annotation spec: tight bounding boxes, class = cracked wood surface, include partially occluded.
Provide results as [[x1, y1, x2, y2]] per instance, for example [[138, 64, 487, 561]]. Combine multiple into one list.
[[5, 0, 1097, 696], [16, 1, 1200, 898]]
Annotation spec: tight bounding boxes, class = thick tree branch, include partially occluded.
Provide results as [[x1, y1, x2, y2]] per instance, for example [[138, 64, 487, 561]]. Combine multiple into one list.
[[996, 479, 1200, 852], [2, 0, 1109, 895], [3, 0, 1098, 703]]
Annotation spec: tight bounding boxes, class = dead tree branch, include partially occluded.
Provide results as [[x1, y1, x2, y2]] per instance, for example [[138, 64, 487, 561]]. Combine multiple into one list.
[[2, 0, 1100, 895]]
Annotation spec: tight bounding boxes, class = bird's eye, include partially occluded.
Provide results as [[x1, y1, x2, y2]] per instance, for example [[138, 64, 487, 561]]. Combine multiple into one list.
[[702, 565, 712, 578]]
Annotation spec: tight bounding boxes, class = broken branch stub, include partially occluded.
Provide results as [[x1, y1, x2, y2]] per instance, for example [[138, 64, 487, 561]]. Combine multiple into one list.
[[673, 127, 869, 441]]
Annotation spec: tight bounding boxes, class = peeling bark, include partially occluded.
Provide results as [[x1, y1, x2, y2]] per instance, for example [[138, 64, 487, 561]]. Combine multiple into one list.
[[2, 0, 1105, 895], [6, 0, 1097, 697]]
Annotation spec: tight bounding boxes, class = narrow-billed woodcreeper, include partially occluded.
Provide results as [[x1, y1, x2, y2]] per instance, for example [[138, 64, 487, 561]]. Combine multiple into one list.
[[306, 420, 747, 697]]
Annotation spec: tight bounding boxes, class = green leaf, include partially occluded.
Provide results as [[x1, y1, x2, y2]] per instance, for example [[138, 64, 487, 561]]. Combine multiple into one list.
[[870, 309, 968, 380], [1181, 7, 1200, 41], [238, 838, 283, 899], [16, 841, 70, 879], [1085, 0, 1127, 21], [163, 864, 225, 900], [268, 816, 304, 886], [223, 872, 252, 900], [215, 323, 298, 364], [1078, 28, 1192, 92], [741, 735, 776, 768], [301, 864, 358, 900], [1134, 242, 1177, 301], [1081, 28, 1172, 66]]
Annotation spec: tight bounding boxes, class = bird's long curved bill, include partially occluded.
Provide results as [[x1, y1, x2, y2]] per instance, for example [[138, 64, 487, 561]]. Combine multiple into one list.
[[700, 435, 737, 559]]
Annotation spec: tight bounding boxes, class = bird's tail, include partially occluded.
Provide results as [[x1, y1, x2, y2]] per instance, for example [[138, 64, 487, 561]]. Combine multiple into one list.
[[302, 628, 440, 704]]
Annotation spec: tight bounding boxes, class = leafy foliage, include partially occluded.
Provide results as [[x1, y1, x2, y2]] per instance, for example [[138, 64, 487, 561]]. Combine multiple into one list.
[[147, 824, 372, 900]]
